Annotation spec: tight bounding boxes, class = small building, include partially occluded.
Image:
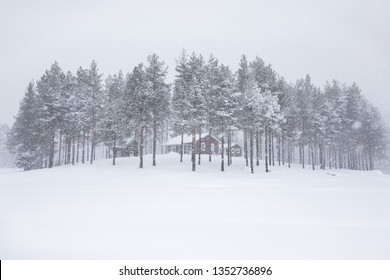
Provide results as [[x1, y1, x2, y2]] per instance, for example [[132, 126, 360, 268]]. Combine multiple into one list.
[[115, 140, 138, 157], [163, 133, 221, 155], [230, 143, 242, 157]]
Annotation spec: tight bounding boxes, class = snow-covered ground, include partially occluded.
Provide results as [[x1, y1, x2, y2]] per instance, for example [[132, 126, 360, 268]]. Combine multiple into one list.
[[0, 153, 389, 259], [0, 168, 20, 174]]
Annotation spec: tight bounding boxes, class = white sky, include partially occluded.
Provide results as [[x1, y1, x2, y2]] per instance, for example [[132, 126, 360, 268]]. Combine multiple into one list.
[[1, 0, 389, 126]]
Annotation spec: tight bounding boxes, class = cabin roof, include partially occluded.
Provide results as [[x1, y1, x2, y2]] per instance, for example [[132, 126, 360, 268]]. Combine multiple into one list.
[[163, 133, 221, 146]]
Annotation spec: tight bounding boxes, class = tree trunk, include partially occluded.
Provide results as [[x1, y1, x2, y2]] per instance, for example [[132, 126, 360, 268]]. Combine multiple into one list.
[[209, 127, 212, 162], [144, 127, 148, 155], [288, 138, 291, 168], [281, 131, 285, 165], [139, 125, 144, 168], [72, 137, 75, 165], [90, 129, 94, 164], [161, 122, 164, 155], [63, 134, 67, 165], [198, 128, 201, 165], [82, 131, 85, 164], [76, 134, 80, 163], [113, 140, 116, 166], [369, 151, 374, 170], [86, 135, 90, 163], [250, 130, 254, 173], [265, 126, 269, 172], [277, 135, 281, 166], [259, 131, 263, 160], [192, 127, 196, 171], [67, 137, 71, 164], [268, 128, 272, 166], [244, 129, 248, 166], [48, 127, 55, 168], [227, 130, 231, 166], [152, 118, 157, 166], [339, 149, 343, 169], [58, 132, 62, 166], [180, 132, 184, 163], [256, 131, 260, 166], [229, 130, 233, 165], [311, 146, 315, 170], [221, 134, 225, 172]]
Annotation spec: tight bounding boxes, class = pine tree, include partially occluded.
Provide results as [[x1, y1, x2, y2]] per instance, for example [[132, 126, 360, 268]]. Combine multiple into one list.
[[214, 64, 237, 171], [8, 82, 44, 170], [101, 71, 126, 165], [188, 53, 207, 167], [36, 61, 65, 168], [172, 50, 192, 162], [204, 54, 220, 162], [87, 60, 103, 164], [237, 55, 251, 167], [173, 51, 207, 171], [126, 64, 149, 168], [145, 53, 170, 166]]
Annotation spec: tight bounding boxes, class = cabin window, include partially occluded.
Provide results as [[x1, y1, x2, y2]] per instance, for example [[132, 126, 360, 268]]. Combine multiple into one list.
[[236, 148, 241, 154], [201, 142, 205, 151], [231, 148, 235, 153], [210, 143, 215, 152]]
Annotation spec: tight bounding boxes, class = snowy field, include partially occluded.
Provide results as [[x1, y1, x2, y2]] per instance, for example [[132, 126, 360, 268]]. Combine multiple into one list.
[[0, 153, 389, 259]]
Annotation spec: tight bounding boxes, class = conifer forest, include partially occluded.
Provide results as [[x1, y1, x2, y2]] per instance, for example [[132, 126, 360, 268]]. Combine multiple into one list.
[[7, 51, 387, 173]]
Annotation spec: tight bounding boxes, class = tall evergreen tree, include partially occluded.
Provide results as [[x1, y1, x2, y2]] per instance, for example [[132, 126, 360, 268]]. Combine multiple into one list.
[[145, 53, 170, 166], [126, 64, 149, 168], [101, 71, 126, 165], [36, 61, 65, 168], [8, 82, 44, 170]]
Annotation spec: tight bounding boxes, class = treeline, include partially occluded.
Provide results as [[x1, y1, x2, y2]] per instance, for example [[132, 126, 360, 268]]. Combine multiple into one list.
[[7, 51, 387, 172]]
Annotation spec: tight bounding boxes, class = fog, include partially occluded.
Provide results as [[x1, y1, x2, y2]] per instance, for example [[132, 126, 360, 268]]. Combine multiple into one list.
[[1, 0, 389, 126]]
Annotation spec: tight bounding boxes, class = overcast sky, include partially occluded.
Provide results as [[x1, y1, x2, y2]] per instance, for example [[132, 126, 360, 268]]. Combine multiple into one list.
[[1, 0, 389, 126]]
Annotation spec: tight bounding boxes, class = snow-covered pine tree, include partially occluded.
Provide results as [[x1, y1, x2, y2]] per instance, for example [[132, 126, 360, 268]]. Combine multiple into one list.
[[250, 58, 280, 168], [172, 52, 207, 171], [237, 55, 251, 167], [360, 100, 386, 170], [145, 53, 170, 166], [172, 50, 192, 163], [36, 61, 66, 168], [204, 54, 220, 162], [60, 71, 79, 165], [126, 64, 149, 168], [237, 69, 263, 173], [8, 82, 44, 170], [292, 75, 316, 169], [101, 71, 126, 165], [87, 61, 103, 164], [188, 53, 207, 167], [75, 66, 90, 164], [323, 80, 344, 169], [214, 64, 237, 171]]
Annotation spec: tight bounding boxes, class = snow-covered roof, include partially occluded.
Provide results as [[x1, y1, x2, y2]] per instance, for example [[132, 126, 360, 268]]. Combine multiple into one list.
[[163, 133, 221, 145], [116, 136, 137, 149]]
